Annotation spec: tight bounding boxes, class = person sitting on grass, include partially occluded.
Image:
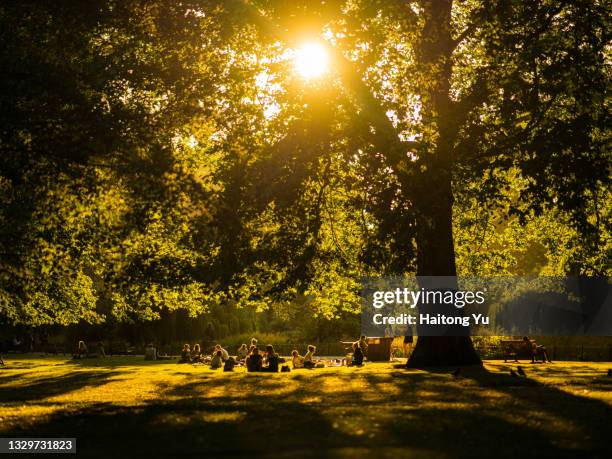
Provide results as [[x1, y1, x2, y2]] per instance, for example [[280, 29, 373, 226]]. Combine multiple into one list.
[[73, 340, 88, 359], [191, 344, 203, 363], [178, 344, 191, 363], [145, 343, 157, 361], [523, 336, 551, 363], [303, 345, 316, 369], [246, 347, 263, 372], [210, 350, 223, 369], [291, 350, 304, 369], [358, 335, 368, 358], [237, 344, 249, 362], [352, 341, 364, 366], [262, 345, 279, 372], [223, 356, 236, 372], [214, 344, 230, 361]]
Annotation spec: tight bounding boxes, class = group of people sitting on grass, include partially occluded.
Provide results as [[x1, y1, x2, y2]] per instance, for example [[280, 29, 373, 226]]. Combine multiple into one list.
[[175, 335, 370, 372]]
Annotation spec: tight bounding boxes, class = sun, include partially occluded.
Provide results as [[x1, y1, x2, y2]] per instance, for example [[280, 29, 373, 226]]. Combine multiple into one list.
[[294, 42, 330, 79]]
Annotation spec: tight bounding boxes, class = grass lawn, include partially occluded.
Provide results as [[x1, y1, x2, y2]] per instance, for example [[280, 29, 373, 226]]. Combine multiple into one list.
[[1, 355, 611, 458]]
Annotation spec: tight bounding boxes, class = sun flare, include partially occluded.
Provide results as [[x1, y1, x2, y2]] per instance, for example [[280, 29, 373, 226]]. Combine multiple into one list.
[[294, 42, 330, 79]]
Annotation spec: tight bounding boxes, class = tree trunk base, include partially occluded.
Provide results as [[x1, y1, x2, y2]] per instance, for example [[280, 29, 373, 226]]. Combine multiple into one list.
[[406, 336, 482, 368]]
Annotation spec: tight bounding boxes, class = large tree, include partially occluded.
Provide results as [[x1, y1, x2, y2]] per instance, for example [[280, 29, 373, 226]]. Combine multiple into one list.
[[1, 1, 609, 366], [221, 0, 610, 366]]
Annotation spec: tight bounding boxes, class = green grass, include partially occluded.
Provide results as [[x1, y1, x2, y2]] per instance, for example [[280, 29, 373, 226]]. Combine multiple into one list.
[[1, 355, 611, 458]]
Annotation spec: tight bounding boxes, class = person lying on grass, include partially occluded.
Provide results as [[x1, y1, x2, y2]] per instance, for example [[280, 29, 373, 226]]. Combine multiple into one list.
[[246, 347, 263, 372], [262, 345, 279, 372], [210, 350, 223, 369], [291, 350, 304, 369], [303, 345, 317, 369]]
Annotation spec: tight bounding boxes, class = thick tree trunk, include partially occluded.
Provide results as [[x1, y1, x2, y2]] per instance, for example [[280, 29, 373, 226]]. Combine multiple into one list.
[[405, 170, 481, 368], [403, 0, 481, 368]]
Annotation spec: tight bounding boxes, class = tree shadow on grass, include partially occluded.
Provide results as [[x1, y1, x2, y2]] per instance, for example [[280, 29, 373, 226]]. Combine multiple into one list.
[[0, 360, 39, 369], [2, 365, 611, 458], [155, 369, 612, 457], [0, 370, 121, 403], [1, 398, 351, 458], [387, 365, 612, 458]]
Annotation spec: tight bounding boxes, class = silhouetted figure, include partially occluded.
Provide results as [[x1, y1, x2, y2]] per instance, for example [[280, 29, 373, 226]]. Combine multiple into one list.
[[178, 344, 191, 363], [358, 335, 368, 358], [352, 342, 364, 366], [97, 342, 106, 358], [40, 331, 49, 355], [12, 336, 22, 352], [452, 368, 461, 377], [210, 350, 223, 369], [607, 369, 612, 377], [523, 336, 551, 363], [517, 366, 526, 377], [27, 331, 35, 352], [510, 369, 519, 377], [246, 347, 263, 372], [262, 345, 279, 372], [73, 340, 88, 359], [223, 356, 236, 372], [0, 354, 4, 366], [145, 343, 157, 361]]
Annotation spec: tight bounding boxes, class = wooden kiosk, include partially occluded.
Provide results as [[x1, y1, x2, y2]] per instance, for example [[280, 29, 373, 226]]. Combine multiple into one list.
[[366, 336, 394, 361]]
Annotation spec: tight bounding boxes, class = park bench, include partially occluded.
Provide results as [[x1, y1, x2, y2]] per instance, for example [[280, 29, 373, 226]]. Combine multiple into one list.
[[501, 339, 538, 362]]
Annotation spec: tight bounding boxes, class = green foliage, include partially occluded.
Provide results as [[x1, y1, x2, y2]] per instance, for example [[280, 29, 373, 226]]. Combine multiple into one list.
[[0, 1, 609, 326]]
